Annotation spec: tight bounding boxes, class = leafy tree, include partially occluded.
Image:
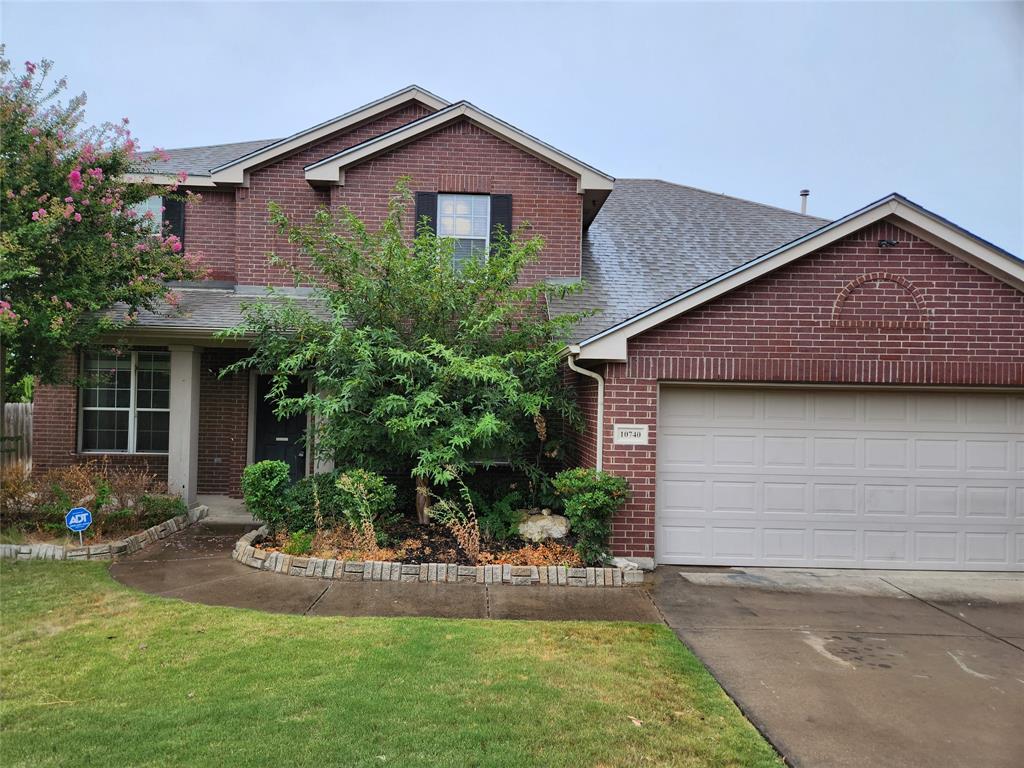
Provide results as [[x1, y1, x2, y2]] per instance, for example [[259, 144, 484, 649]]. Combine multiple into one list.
[[0, 53, 203, 408], [222, 181, 586, 521]]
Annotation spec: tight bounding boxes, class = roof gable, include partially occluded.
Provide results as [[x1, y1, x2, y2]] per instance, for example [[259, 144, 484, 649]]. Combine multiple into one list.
[[574, 194, 1024, 361], [304, 101, 614, 196], [209, 86, 448, 184]]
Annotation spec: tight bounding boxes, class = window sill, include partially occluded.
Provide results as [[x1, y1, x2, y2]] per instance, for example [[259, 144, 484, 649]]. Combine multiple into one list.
[[78, 451, 169, 457]]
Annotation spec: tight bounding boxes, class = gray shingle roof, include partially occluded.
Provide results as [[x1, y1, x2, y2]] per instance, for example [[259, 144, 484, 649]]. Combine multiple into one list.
[[137, 139, 279, 176], [550, 179, 830, 341], [107, 288, 325, 331]]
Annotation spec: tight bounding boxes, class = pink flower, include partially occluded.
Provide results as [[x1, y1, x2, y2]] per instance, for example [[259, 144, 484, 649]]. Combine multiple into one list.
[[68, 168, 84, 192], [64, 301, 72, 310], [31, 208, 47, 221], [165, 291, 181, 308], [24, 61, 36, 75], [74, 213, 82, 222], [177, 170, 188, 183], [86, 167, 104, 181]]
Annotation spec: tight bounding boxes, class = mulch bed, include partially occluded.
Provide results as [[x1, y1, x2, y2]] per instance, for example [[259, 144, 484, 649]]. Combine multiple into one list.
[[255, 518, 584, 567]]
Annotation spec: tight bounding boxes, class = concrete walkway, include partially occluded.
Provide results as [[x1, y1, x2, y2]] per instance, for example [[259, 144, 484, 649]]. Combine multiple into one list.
[[651, 566, 1024, 768], [110, 520, 661, 622]]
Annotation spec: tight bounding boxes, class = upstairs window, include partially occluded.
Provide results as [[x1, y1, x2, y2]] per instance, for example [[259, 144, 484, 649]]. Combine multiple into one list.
[[80, 351, 170, 453], [132, 195, 185, 244], [437, 194, 490, 269]]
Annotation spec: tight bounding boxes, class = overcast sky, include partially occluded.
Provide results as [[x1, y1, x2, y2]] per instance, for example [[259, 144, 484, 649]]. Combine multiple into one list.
[[3, 1, 1022, 253]]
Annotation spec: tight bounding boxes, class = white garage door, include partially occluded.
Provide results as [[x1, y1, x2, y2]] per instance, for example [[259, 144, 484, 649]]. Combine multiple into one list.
[[656, 387, 1024, 570]]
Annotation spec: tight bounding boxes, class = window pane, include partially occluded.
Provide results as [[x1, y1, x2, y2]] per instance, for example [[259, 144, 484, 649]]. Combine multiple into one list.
[[131, 195, 163, 231], [136, 352, 170, 414], [452, 239, 486, 270], [82, 353, 131, 410], [136, 411, 169, 452], [82, 410, 129, 451]]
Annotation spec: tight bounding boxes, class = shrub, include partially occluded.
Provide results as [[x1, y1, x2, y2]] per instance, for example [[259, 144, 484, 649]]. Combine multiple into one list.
[[284, 472, 344, 532], [137, 495, 188, 528], [335, 469, 398, 543], [5, 460, 179, 538], [241, 461, 292, 532], [0, 464, 35, 525], [552, 468, 629, 565], [282, 530, 313, 555], [472, 488, 525, 543]]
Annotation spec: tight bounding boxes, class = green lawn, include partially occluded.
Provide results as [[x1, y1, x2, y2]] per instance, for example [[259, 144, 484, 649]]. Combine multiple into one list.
[[0, 561, 779, 768]]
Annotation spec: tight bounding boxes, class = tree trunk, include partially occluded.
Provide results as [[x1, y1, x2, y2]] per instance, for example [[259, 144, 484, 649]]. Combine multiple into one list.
[[415, 476, 432, 524]]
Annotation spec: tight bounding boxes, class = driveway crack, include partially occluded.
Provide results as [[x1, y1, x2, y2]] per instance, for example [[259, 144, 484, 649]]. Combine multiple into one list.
[[878, 577, 1024, 654]]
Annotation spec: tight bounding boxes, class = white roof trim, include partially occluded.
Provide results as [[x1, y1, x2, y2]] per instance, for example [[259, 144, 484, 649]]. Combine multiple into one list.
[[304, 101, 615, 194], [576, 194, 1024, 362], [123, 172, 217, 188], [207, 86, 449, 185]]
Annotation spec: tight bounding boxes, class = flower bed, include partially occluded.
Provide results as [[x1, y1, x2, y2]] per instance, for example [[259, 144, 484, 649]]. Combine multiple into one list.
[[0, 505, 209, 562], [233, 526, 644, 587]]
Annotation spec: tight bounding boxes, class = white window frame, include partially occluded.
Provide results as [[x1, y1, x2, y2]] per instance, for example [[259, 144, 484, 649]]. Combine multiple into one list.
[[78, 350, 170, 455], [437, 193, 490, 265], [131, 195, 164, 237]]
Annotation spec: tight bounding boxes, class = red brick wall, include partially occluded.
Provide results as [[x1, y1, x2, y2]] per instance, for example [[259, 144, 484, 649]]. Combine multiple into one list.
[[234, 103, 432, 286], [332, 119, 583, 283], [197, 348, 250, 497], [573, 222, 1024, 558], [171, 105, 585, 290], [185, 188, 236, 282]]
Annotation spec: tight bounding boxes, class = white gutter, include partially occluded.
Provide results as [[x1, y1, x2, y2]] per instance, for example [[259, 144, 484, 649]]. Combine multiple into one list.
[[566, 346, 604, 471]]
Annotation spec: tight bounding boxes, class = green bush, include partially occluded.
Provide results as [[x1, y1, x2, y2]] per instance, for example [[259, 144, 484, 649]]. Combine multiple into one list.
[[282, 530, 313, 555], [284, 472, 344, 532], [335, 469, 397, 541], [138, 495, 187, 528], [471, 488, 526, 542], [552, 468, 629, 565], [241, 461, 292, 533]]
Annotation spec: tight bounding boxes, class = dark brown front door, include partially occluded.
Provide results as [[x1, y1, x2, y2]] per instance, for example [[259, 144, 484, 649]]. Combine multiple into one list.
[[253, 375, 307, 482]]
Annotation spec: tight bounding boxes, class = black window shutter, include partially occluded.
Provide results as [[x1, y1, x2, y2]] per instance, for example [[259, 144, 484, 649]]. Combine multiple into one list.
[[414, 192, 437, 234], [490, 194, 512, 244], [162, 197, 185, 245]]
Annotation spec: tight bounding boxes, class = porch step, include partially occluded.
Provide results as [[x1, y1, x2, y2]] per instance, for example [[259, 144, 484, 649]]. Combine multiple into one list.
[[197, 518, 261, 536]]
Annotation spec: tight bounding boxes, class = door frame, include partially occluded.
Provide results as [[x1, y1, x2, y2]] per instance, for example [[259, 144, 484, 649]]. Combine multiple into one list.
[[246, 370, 313, 478]]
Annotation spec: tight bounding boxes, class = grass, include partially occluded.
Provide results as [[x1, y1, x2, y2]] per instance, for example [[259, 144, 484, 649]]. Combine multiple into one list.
[[0, 561, 780, 768]]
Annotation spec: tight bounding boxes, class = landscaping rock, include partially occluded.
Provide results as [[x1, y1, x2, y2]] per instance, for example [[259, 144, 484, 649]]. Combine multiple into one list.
[[517, 513, 570, 542]]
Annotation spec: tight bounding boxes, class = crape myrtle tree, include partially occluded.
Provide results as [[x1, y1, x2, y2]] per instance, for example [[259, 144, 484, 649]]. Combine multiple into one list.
[[0, 52, 203, 430], [222, 180, 587, 522]]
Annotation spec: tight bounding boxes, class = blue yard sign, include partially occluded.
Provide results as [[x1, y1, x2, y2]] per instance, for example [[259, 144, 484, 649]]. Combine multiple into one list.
[[65, 507, 92, 533]]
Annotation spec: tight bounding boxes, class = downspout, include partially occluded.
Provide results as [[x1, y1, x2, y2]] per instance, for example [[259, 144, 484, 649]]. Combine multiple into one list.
[[566, 345, 604, 472]]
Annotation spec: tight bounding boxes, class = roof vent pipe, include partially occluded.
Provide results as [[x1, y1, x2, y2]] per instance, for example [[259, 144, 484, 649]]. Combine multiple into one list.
[[799, 189, 810, 215]]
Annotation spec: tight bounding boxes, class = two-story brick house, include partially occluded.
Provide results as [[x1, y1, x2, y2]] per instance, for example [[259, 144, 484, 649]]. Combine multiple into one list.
[[33, 86, 1024, 571]]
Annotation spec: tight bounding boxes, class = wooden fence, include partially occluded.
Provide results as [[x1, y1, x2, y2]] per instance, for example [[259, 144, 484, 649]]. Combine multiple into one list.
[[1, 402, 32, 469]]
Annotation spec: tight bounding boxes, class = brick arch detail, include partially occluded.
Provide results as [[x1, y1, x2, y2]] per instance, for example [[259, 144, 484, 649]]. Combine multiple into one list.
[[830, 271, 929, 330]]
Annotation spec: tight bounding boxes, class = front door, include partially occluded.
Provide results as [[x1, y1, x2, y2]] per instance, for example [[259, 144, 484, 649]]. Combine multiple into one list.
[[253, 375, 307, 481]]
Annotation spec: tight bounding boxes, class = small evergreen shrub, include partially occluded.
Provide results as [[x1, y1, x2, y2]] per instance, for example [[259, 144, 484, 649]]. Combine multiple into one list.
[[138, 494, 187, 528], [552, 468, 629, 565], [284, 472, 344, 532], [241, 461, 292, 532]]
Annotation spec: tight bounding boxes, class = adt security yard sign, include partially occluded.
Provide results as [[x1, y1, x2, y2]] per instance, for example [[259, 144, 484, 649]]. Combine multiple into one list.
[[66, 507, 92, 545]]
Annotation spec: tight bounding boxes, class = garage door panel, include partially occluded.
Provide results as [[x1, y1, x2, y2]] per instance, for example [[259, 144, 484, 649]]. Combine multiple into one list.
[[656, 388, 1024, 571]]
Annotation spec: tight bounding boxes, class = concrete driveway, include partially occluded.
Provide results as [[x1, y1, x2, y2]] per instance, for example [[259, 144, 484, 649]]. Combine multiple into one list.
[[651, 566, 1024, 768]]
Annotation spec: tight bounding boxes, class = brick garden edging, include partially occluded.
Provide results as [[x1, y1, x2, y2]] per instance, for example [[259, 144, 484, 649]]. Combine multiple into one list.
[[233, 526, 644, 587], [0, 505, 209, 562]]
